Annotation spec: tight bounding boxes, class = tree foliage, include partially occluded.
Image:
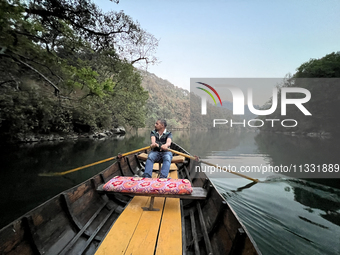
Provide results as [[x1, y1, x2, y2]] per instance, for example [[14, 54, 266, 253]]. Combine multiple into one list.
[[140, 71, 191, 129], [295, 52, 340, 78], [258, 52, 340, 135], [0, 0, 155, 140]]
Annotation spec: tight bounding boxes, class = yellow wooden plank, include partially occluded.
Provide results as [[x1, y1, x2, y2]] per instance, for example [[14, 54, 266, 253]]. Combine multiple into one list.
[[155, 198, 182, 255], [169, 170, 178, 178], [153, 163, 178, 171], [124, 197, 165, 255], [171, 155, 185, 163], [137, 153, 148, 161], [95, 196, 149, 255], [137, 154, 184, 164], [155, 170, 182, 255]]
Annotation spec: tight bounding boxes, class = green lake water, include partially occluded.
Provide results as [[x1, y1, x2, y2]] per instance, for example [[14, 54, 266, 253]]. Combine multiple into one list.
[[1, 129, 339, 254]]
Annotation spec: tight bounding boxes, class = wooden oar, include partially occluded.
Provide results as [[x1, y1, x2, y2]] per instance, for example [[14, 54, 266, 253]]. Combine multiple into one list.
[[39, 146, 151, 177], [168, 148, 259, 183]]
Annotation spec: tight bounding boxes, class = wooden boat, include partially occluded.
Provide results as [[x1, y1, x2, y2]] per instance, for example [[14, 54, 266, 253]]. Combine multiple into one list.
[[0, 143, 261, 255]]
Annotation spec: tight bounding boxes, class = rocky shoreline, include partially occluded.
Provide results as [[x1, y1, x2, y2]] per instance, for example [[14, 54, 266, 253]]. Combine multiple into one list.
[[14, 126, 126, 143], [262, 130, 332, 138]]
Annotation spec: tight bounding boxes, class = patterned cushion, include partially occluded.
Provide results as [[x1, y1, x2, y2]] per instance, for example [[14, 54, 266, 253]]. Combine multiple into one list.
[[103, 176, 193, 195]]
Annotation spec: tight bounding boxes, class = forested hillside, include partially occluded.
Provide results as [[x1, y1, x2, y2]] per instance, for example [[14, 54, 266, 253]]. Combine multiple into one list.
[[140, 71, 234, 129], [3, 1, 336, 140], [140, 71, 190, 128], [0, 0, 157, 141]]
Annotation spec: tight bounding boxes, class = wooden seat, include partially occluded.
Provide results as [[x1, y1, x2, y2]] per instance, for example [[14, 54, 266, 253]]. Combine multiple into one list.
[[137, 153, 185, 163], [137, 153, 185, 171], [152, 163, 178, 171], [98, 184, 206, 213], [97, 186, 207, 200]]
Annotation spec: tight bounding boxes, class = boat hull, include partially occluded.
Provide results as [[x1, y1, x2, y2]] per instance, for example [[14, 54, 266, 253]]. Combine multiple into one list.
[[0, 143, 260, 255]]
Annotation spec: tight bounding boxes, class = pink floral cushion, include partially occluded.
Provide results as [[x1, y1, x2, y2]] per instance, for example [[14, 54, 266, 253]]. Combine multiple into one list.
[[103, 176, 193, 195]]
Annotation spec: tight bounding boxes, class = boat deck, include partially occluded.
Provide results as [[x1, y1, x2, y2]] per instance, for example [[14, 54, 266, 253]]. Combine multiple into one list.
[[95, 171, 181, 255], [0, 144, 261, 255]]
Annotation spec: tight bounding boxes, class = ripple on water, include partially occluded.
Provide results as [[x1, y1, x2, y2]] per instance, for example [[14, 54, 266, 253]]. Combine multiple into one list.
[[211, 177, 340, 255]]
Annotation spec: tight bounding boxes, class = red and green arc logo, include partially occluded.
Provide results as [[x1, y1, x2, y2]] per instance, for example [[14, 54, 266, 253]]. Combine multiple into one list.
[[196, 82, 223, 106]]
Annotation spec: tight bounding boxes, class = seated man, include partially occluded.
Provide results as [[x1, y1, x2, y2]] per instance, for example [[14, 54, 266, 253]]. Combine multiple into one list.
[[143, 119, 173, 178]]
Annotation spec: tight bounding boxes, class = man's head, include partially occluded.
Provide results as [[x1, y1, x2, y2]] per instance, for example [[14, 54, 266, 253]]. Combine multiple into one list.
[[155, 119, 167, 131]]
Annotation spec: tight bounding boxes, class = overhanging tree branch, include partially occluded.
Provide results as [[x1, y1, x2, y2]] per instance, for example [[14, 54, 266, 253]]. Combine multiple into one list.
[[0, 80, 15, 87], [15, 52, 64, 83], [12, 56, 60, 96]]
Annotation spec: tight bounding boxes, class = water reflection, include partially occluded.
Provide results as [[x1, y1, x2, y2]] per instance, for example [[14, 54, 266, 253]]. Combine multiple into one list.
[[287, 180, 340, 227], [255, 132, 340, 181], [213, 177, 340, 255], [1, 129, 340, 255], [190, 129, 242, 157], [191, 129, 340, 254], [0, 130, 150, 228], [190, 129, 340, 186]]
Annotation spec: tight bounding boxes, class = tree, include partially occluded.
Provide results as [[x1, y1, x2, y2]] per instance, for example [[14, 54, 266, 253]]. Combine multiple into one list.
[[295, 52, 340, 78], [0, 0, 156, 139], [258, 52, 340, 134], [0, 0, 158, 92]]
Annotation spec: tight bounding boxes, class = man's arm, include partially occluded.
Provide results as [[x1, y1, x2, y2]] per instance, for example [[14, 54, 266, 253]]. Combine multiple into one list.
[[151, 136, 158, 149], [160, 137, 171, 151]]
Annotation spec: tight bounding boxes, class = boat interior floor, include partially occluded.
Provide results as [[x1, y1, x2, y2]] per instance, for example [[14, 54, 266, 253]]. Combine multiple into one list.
[[95, 171, 182, 255]]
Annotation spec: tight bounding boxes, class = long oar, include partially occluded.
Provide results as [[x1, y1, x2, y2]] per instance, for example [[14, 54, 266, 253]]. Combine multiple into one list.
[[39, 146, 151, 177], [168, 148, 259, 183]]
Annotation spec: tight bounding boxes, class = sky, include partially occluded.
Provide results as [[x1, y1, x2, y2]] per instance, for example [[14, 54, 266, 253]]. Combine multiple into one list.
[[95, 0, 340, 96]]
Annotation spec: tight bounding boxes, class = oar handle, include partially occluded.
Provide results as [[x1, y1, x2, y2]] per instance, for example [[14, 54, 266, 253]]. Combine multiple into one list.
[[167, 148, 196, 160], [168, 148, 259, 183], [120, 146, 151, 157], [53, 157, 116, 176], [39, 146, 151, 176]]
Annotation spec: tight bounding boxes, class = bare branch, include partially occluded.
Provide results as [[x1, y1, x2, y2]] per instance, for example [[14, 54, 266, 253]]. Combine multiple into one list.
[[12, 57, 60, 96], [0, 80, 15, 86], [15, 52, 64, 83], [9, 73, 20, 90]]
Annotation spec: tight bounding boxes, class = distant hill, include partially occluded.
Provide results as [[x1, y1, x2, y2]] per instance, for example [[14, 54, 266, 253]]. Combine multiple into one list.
[[140, 71, 190, 128], [140, 71, 233, 129]]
